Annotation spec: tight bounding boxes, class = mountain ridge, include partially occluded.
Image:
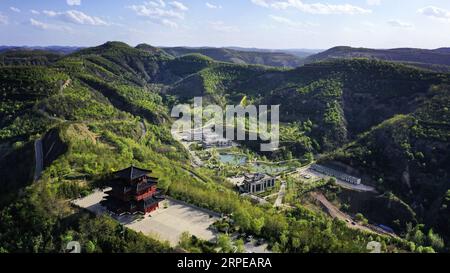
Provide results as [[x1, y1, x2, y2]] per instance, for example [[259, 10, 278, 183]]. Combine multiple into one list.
[[304, 46, 450, 72]]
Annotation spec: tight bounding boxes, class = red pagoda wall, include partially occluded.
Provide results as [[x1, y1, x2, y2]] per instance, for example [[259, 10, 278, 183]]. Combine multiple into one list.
[[145, 203, 159, 213], [135, 186, 157, 201]]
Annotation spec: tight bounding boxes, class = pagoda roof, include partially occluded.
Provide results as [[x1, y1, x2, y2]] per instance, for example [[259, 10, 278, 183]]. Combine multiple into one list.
[[114, 166, 153, 181]]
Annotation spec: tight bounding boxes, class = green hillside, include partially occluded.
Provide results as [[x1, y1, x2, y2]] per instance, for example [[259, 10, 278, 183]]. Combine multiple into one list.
[[324, 84, 450, 244], [0, 41, 449, 253], [161, 46, 305, 68]]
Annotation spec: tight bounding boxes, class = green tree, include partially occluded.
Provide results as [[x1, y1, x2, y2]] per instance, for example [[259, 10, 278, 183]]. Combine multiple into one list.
[[217, 234, 233, 253], [427, 229, 444, 252], [178, 231, 192, 250], [85, 240, 96, 253]]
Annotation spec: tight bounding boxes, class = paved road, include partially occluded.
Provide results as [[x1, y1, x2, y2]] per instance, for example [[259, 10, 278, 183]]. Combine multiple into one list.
[[241, 193, 269, 205], [230, 234, 272, 253], [172, 131, 204, 167], [180, 166, 208, 183], [243, 241, 272, 253], [274, 181, 286, 207], [185, 142, 204, 167], [34, 139, 44, 181], [310, 192, 392, 237], [139, 121, 147, 140]]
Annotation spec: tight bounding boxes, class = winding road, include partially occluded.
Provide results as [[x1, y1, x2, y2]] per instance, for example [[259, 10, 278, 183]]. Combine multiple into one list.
[[310, 192, 396, 237], [274, 181, 286, 208], [34, 139, 44, 181]]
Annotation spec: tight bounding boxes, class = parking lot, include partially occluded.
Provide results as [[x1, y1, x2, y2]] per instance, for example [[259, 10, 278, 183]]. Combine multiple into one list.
[[72, 189, 219, 246], [299, 167, 377, 193], [126, 199, 218, 246]]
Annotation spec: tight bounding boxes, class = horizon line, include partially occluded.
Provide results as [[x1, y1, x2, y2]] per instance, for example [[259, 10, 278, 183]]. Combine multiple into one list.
[[1, 42, 449, 51]]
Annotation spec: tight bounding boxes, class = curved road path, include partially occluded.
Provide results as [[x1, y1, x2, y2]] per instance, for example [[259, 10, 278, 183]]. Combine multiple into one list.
[[274, 181, 286, 208], [139, 121, 147, 140], [34, 139, 44, 181]]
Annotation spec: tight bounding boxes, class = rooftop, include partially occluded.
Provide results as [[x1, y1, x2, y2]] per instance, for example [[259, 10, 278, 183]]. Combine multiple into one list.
[[114, 166, 153, 181], [244, 173, 272, 182]]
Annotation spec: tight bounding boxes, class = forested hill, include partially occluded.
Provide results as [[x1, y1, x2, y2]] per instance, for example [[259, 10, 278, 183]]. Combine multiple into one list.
[[160, 46, 305, 68], [0, 41, 449, 253], [304, 46, 450, 72], [0, 46, 83, 55], [0, 44, 308, 68]]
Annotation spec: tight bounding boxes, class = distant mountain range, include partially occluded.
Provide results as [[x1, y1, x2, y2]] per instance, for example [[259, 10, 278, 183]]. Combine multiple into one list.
[[304, 46, 450, 72], [224, 47, 322, 58], [0, 45, 318, 68], [2, 45, 450, 71], [160, 46, 308, 68], [0, 46, 83, 55]]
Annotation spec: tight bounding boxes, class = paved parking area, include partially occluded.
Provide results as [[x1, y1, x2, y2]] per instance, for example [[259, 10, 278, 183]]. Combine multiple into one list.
[[126, 200, 218, 246], [299, 167, 376, 193], [72, 189, 219, 246]]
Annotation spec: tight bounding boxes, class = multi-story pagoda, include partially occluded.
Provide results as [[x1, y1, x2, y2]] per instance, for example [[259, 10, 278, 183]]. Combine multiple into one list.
[[101, 166, 165, 215]]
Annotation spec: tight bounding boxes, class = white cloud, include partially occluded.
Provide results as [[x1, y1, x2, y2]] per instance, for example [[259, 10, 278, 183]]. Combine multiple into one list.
[[361, 21, 375, 28], [149, 0, 167, 8], [43, 10, 109, 26], [250, 0, 371, 15], [29, 18, 69, 31], [209, 21, 239, 33], [170, 1, 188, 11], [206, 2, 222, 9], [129, 1, 188, 28], [0, 13, 8, 25], [30, 10, 40, 15], [269, 15, 314, 29], [161, 18, 179, 28], [10, 7, 21, 13], [130, 5, 184, 19], [30, 18, 49, 29], [67, 0, 81, 6], [366, 0, 381, 6], [418, 6, 450, 20], [251, 0, 270, 8], [387, 19, 414, 28], [30, 18, 50, 29]]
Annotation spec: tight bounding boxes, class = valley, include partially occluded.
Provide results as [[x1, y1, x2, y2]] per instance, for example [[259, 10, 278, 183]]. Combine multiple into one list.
[[0, 41, 448, 254]]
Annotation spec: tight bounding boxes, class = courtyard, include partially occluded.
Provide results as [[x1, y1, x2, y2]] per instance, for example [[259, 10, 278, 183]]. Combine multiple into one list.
[[72, 189, 219, 246]]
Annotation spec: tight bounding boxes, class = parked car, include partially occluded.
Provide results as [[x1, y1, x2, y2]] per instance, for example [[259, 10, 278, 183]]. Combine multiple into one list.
[[256, 238, 265, 246]]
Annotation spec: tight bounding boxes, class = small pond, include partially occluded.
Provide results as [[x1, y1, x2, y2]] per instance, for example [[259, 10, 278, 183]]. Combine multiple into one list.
[[219, 154, 247, 165]]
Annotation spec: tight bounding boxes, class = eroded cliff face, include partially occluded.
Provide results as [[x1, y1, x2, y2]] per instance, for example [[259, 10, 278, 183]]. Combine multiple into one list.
[[41, 128, 68, 169]]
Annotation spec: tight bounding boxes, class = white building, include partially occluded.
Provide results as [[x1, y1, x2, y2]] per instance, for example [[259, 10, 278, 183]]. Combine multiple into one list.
[[311, 164, 362, 185], [243, 173, 276, 194], [201, 132, 233, 149]]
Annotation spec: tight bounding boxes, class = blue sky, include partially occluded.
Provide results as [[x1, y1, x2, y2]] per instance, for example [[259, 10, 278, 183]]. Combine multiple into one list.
[[0, 0, 449, 49]]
